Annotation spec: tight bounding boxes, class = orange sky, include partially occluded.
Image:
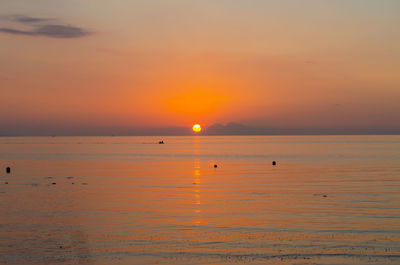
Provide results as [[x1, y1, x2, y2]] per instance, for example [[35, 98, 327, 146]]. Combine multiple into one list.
[[0, 1, 400, 134]]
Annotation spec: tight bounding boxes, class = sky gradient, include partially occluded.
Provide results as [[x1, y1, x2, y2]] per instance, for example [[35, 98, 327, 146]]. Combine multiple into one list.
[[1, 0, 400, 135]]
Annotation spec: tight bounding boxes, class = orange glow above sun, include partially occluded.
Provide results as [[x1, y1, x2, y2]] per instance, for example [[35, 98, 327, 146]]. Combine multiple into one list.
[[192, 124, 202, 133]]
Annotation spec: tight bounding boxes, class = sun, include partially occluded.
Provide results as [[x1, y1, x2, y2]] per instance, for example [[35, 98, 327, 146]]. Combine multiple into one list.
[[192, 124, 202, 133]]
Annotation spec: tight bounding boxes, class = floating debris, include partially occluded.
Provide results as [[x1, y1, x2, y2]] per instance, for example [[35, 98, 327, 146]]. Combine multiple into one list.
[[313, 193, 328, 198]]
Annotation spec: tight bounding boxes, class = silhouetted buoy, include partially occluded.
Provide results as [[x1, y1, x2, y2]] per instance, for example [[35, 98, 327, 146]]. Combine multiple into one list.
[[159, 141, 164, 144], [52, 182, 56, 185], [272, 161, 276, 166], [214, 164, 218, 168], [6, 167, 10, 174]]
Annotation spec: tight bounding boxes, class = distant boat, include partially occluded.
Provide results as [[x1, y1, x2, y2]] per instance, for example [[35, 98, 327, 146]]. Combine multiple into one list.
[[158, 140, 164, 144]]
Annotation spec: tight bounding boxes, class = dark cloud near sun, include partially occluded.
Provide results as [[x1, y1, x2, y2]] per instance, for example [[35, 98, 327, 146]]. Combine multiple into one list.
[[0, 15, 91, 38]]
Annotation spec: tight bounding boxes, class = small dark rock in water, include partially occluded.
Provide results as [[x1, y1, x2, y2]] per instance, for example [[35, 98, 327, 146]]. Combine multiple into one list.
[[6, 167, 11, 174], [59, 246, 63, 249], [272, 161, 277, 166], [5, 182, 8, 184], [323, 195, 328, 197], [52, 182, 56, 185], [72, 183, 75, 185], [214, 164, 218, 168], [159, 141, 164, 144]]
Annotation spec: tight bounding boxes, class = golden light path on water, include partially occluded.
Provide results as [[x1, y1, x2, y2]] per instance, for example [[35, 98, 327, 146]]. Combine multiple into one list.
[[0, 136, 399, 264]]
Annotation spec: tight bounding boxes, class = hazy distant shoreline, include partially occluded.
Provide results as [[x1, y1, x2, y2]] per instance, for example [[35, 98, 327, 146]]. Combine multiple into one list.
[[1, 122, 400, 136], [2, 133, 400, 137]]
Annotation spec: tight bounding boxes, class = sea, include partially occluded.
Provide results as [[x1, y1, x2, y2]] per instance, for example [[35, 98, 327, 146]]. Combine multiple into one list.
[[0, 135, 399, 265]]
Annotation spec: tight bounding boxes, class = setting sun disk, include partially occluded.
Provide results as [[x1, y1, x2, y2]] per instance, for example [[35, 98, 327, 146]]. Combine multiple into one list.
[[192, 124, 202, 133]]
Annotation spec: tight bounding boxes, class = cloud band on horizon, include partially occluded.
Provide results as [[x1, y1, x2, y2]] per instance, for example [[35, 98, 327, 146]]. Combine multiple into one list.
[[0, 15, 91, 38]]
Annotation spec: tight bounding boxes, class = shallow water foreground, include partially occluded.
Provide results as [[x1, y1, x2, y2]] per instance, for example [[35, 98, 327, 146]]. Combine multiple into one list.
[[0, 136, 400, 265]]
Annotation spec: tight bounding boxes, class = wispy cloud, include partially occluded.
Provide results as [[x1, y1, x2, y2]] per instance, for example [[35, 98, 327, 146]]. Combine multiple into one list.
[[0, 28, 34, 36], [0, 15, 91, 38], [12, 15, 54, 24], [0, 25, 89, 38]]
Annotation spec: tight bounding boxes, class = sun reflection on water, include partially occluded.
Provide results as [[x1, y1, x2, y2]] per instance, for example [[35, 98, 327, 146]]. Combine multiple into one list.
[[192, 160, 202, 224]]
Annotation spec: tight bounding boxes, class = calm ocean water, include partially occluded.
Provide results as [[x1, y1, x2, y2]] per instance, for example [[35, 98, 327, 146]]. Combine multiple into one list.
[[0, 135, 399, 264]]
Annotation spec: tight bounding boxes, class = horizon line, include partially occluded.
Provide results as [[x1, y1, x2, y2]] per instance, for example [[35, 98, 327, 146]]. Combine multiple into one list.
[[1, 133, 400, 137]]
